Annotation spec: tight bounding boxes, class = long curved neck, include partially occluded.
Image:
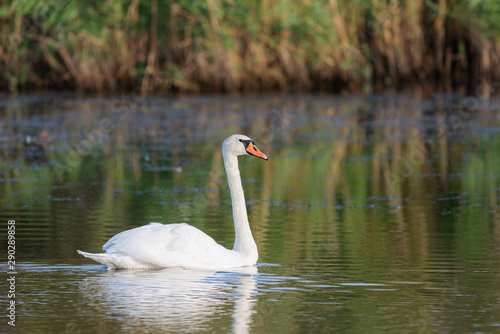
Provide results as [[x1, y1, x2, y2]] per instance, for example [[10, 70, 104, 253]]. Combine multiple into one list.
[[223, 150, 258, 258]]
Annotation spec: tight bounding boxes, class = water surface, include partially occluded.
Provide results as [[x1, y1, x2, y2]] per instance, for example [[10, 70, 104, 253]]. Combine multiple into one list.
[[1, 94, 500, 333]]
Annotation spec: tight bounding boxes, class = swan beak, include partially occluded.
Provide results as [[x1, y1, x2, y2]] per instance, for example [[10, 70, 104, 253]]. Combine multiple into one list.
[[246, 143, 268, 160]]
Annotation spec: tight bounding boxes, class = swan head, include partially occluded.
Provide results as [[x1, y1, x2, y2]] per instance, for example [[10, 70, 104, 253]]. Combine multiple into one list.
[[223, 134, 268, 160]]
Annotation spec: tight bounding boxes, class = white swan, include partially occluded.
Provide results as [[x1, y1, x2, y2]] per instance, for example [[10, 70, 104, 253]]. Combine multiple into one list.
[[78, 134, 268, 270]]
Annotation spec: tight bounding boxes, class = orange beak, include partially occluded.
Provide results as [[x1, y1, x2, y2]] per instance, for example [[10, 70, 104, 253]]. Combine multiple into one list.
[[246, 142, 268, 160]]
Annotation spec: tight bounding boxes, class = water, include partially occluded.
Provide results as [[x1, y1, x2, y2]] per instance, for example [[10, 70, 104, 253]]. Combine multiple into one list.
[[1, 94, 500, 333]]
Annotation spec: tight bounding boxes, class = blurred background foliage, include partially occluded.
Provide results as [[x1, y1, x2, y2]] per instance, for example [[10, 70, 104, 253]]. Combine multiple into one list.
[[1, 0, 500, 94]]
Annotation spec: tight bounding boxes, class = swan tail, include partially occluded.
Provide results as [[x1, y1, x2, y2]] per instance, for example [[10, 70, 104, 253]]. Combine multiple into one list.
[[77, 250, 162, 270], [77, 250, 120, 269]]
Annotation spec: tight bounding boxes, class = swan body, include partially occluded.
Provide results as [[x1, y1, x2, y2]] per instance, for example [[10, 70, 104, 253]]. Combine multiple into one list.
[[78, 134, 268, 270]]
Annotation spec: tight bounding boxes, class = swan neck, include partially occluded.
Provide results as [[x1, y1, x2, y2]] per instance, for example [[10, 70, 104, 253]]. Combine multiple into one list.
[[223, 151, 258, 258]]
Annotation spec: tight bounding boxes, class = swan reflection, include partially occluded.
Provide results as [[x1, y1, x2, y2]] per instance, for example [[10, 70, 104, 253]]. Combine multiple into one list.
[[78, 266, 258, 333]]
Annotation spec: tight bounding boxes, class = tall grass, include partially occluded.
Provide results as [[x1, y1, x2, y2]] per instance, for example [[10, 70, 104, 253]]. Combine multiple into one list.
[[1, 0, 500, 94]]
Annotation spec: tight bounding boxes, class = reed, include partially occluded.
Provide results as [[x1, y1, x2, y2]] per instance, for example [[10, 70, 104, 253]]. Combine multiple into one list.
[[1, 0, 499, 94]]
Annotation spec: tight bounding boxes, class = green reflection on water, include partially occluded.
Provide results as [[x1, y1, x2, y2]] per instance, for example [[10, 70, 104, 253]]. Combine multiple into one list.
[[1, 95, 500, 333]]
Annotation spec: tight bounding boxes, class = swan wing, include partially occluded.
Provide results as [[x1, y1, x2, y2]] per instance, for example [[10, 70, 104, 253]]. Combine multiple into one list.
[[101, 222, 235, 268]]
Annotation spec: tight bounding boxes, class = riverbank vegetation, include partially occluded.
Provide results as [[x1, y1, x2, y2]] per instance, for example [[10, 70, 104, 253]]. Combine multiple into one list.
[[1, 0, 500, 94]]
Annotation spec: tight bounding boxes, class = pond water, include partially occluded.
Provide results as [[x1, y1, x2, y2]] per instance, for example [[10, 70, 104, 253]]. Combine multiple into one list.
[[1, 94, 500, 333]]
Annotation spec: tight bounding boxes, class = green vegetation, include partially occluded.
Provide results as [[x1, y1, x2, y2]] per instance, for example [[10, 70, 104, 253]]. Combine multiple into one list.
[[1, 0, 500, 94]]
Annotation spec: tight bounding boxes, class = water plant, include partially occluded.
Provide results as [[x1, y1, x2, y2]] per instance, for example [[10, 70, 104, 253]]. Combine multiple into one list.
[[1, 0, 499, 94]]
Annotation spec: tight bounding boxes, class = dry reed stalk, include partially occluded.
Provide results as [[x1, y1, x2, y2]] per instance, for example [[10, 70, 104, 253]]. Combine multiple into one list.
[[328, 0, 349, 49], [206, 0, 234, 91], [1, 0, 500, 93], [141, 0, 159, 95], [435, 0, 447, 73]]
